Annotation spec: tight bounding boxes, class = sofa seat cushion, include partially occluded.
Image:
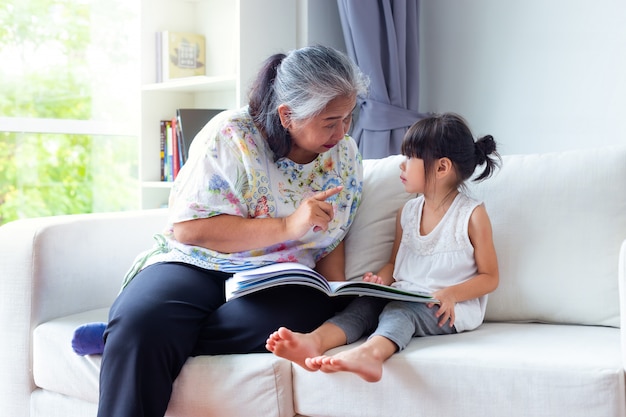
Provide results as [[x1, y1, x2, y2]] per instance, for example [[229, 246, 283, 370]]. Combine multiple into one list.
[[293, 322, 623, 417], [33, 309, 295, 417]]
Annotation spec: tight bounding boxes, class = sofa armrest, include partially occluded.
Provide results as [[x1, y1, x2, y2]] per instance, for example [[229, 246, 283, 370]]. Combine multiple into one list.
[[617, 240, 626, 367], [0, 209, 167, 417]]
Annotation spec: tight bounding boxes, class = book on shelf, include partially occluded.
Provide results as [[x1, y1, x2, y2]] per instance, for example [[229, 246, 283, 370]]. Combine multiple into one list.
[[160, 118, 181, 182], [164, 119, 173, 181], [170, 116, 181, 178], [159, 110, 224, 182], [156, 31, 206, 82], [175, 108, 224, 163], [159, 120, 167, 181], [225, 262, 438, 303]]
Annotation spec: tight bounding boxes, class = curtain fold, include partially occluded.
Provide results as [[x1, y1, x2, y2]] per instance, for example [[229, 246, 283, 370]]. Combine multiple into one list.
[[338, 0, 427, 159]]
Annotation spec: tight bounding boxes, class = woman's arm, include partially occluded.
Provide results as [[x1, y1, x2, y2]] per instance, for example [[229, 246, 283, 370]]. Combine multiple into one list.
[[174, 215, 290, 254], [173, 186, 343, 254]]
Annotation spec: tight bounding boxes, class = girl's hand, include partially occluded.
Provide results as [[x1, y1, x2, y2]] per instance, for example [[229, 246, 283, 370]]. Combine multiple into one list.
[[362, 271, 395, 286], [362, 272, 384, 284], [429, 289, 457, 328]]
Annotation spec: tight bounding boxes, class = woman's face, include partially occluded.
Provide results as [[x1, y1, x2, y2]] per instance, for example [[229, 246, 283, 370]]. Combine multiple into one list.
[[282, 94, 356, 164]]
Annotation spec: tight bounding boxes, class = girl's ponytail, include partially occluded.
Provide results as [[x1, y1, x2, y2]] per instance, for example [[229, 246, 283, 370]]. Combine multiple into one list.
[[473, 135, 500, 182]]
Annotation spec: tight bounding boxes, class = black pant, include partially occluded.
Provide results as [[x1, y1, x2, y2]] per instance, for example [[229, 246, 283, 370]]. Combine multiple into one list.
[[97, 262, 346, 417]]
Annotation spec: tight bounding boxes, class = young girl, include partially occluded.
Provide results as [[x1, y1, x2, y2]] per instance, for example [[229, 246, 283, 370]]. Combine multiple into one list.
[[266, 112, 500, 382]]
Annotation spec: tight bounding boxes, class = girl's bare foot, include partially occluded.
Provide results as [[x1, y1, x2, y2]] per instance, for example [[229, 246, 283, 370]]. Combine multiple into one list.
[[305, 336, 396, 382], [306, 348, 383, 382], [265, 327, 323, 371]]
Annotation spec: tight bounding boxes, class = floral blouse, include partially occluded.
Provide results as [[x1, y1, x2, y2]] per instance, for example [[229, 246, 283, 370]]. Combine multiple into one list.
[[123, 107, 362, 287]]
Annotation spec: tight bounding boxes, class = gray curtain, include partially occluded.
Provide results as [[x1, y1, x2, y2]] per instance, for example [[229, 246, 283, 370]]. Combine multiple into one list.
[[338, 0, 427, 159]]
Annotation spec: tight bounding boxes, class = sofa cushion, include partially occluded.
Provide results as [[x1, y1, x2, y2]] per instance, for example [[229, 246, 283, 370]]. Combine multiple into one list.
[[468, 146, 626, 326], [345, 154, 413, 280], [33, 309, 295, 417], [293, 322, 623, 417], [347, 147, 626, 326]]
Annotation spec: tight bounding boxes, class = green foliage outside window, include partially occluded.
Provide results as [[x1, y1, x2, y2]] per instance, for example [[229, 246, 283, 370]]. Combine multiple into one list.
[[0, 0, 139, 225]]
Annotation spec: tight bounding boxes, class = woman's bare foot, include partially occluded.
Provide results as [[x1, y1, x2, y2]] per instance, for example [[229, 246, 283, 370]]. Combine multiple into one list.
[[265, 327, 323, 371], [305, 336, 396, 382]]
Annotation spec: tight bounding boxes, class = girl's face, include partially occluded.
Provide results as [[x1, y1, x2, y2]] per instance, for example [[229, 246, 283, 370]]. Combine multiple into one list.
[[283, 94, 356, 164], [400, 157, 427, 194]]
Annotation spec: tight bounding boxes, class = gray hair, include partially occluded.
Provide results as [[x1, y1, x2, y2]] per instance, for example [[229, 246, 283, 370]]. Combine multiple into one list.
[[275, 45, 369, 121], [248, 45, 369, 160]]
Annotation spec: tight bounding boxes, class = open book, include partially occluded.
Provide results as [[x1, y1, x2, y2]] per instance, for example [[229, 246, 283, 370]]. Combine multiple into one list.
[[226, 262, 438, 303]]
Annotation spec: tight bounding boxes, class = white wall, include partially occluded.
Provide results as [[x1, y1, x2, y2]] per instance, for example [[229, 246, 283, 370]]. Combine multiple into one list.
[[296, 0, 346, 51], [419, 0, 626, 155]]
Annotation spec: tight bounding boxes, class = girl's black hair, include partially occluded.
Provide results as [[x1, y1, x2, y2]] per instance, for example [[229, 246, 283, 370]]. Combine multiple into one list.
[[401, 113, 500, 187]]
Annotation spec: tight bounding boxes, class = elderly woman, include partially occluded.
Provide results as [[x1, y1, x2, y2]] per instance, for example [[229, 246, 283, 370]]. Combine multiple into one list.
[[95, 45, 369, 417]]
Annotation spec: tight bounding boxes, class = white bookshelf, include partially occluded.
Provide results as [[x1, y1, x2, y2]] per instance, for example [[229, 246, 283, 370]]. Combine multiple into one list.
[[139, 0, 297, 208]]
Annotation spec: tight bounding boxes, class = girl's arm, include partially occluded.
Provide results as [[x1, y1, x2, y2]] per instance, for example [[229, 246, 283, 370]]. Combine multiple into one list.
[[363, 207, 404, 286], [432, 204, 499, 326]]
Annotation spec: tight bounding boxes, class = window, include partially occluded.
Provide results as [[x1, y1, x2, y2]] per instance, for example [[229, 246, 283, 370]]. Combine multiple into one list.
[[0, 0, 140, 225]]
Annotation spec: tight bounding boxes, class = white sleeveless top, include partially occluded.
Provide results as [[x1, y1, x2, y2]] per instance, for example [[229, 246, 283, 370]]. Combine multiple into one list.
[[392, 192, 487, 332]]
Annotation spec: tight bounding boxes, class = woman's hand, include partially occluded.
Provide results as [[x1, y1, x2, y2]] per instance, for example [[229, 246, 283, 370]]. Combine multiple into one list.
[[285, 186, 343, 238]]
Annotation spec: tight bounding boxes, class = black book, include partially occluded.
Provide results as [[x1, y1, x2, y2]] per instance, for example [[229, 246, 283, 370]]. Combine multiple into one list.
[[176, 108, 224, 163]]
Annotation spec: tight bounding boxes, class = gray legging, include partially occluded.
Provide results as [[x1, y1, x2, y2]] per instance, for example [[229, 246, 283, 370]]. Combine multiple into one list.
[[328, 296, 457, 352]]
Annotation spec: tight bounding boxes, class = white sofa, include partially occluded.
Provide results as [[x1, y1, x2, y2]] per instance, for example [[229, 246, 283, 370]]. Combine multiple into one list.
[[2, 146, 626, 417]]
